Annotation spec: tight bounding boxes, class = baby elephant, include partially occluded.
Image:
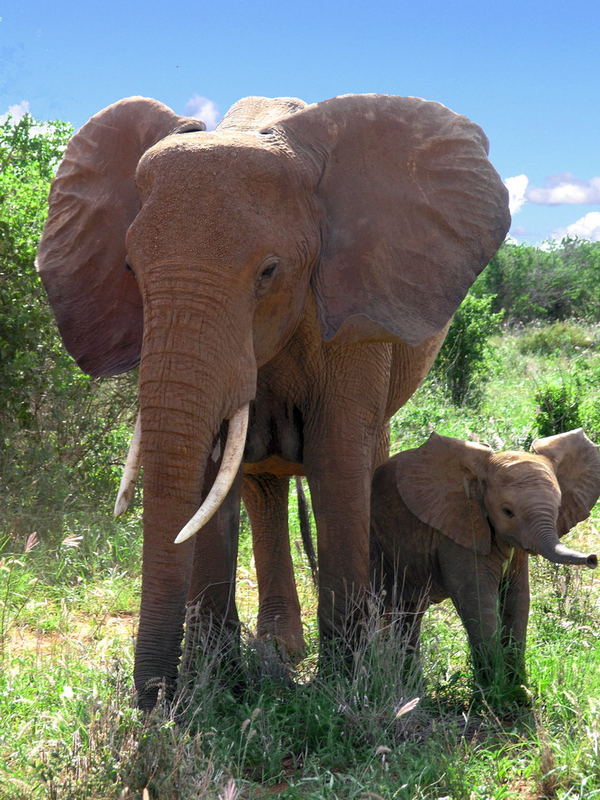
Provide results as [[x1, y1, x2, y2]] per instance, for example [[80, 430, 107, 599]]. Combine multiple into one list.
[[370, 429, 600, 703]]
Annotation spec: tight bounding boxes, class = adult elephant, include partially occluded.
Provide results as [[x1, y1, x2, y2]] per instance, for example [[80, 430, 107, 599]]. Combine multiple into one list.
[[37, 93, 510, 708]]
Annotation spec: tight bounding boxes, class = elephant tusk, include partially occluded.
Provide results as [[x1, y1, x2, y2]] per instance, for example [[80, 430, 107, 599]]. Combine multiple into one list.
[[114, 411, 142, 517], [174, 403, 249, 544]]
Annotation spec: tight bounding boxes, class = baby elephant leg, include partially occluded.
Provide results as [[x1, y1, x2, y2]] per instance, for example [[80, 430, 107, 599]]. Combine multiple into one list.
[[498, 550, 530, 694], [452, 590, 500, 690], [451, 563, 529, 707]]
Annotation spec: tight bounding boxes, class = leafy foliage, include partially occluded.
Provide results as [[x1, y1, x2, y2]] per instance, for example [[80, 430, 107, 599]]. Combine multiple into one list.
[[473, 238, 600, 323], [431, 293, 504, 407], [0, 113, 137, 548], [533, 354, 600, 440], [517, 320, 597, 355], [534, 378, 584, 438], [0, 114, 71, 426]]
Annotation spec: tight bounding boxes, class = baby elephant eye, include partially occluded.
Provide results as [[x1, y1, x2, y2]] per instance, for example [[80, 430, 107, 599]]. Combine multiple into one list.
[[259, 262, 278, 280], [502, 506, 515, 518]]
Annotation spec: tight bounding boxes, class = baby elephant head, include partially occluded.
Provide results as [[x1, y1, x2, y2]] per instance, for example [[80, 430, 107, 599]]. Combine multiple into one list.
[[394, 429, 600, 567]]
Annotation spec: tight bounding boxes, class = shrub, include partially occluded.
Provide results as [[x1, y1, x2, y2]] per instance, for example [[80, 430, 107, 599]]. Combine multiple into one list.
[[473, 239, 600, 323], [573, 358, 600, 441], [533, 354, 600, 440], [534, 378, 583, 438], [0, 112, 137, 547], [517, 321, 595, 356], [432, 293, 503, 407]]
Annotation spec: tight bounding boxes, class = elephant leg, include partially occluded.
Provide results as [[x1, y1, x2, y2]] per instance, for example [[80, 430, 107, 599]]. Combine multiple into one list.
[[397, 602, 427, 686], [305, 425, 379, 669], [242, 473, 305, 661], [135, 526, 196, 709], [395, 600, 427, 658], [184, 467, 242, 680], [448, 569, 504, 695], [309, 467, 372, 662], [498, 550, 530, 692], [304, 344, 391, 669]]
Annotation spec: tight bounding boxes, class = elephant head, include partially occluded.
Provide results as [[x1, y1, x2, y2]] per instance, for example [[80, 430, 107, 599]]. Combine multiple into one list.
[[37, 93, 510, 704], [394, 429, 600, 566]]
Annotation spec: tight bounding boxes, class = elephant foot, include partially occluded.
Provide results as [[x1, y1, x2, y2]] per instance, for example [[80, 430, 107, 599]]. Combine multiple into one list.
[[135, 675, 177, 712], [178, 603, 245, 701], [256, 595, 306, 665], [471, 670, 532, 714]]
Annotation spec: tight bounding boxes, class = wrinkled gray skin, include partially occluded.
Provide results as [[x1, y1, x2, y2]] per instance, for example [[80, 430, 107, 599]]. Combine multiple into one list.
[[370, 430, 600, 700]]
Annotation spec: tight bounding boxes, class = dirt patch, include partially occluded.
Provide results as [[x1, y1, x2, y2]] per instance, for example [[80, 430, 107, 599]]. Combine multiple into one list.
[[6, 612, 138, 656]]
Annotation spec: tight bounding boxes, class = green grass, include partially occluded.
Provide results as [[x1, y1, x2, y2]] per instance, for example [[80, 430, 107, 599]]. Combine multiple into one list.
[[392, 323, 600, 451], [1, 323, 600, 799]]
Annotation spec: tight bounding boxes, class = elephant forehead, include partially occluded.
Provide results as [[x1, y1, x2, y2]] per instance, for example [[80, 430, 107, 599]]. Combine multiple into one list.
[[137, 131, 309, 200], [490, 452, 559, 490], [132, 134, 316, 257]]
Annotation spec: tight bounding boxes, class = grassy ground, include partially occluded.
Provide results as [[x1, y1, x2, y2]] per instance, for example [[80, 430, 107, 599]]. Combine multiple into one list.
[[1, 324, 599, 799]]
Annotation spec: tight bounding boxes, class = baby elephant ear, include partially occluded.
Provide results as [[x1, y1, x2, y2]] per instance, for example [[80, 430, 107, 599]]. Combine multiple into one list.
[[532, 429, 600, 535], [274, 94, 510, 346], [395, 433, 493, 554], [37, 97, 205, 377]]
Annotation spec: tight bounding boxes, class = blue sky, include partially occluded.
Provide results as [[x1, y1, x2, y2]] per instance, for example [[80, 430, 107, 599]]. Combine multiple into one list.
[[2, 0, 599, 244]]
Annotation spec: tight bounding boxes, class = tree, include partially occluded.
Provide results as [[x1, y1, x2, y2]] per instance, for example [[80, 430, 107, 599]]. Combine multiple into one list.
[[432, 293, 503, 407], [0, 113, 136, 543], [473, 239, 600, 323]]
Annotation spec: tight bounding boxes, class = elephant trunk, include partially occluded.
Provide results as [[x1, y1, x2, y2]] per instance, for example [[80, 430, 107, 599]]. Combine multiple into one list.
[[537, 539, 597, 569], [533, 523, 597, 569], [133, 287, 256, 706]]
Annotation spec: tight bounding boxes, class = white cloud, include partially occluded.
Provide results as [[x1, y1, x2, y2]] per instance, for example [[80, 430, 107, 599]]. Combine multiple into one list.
[[552, 211, 600, 242], [504, 174, 529, 215], [0, 99, 30, 123], [184, 95, 220, 130], [527, 173, 600, 205], [0, 99, 53, 136], [503, 172, 600, 221]]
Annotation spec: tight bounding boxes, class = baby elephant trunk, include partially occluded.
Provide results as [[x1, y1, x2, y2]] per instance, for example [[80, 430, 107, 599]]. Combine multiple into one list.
[[537, 538, 597, 569]]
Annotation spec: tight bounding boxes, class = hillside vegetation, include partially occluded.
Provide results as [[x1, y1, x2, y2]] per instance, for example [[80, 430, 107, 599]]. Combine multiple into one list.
[[1, 114, 599, 799]]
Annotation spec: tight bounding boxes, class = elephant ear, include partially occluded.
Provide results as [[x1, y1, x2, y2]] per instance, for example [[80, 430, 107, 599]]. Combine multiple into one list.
[[36, 96, 205, 377], [532, 429, 600, 536], [394, 433, 493, 553], [270, 94, 510, 346]]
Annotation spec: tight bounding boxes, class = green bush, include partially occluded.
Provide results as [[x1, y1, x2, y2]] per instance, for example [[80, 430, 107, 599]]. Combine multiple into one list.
[[517, 320, 596, 356], [534, 378, 583, 438], [473, 239, 600, 323], [533, 353, 600, 440], [0, 112, 137, 548], [572, 358, 600, 441], [432, 293, 503, 407]]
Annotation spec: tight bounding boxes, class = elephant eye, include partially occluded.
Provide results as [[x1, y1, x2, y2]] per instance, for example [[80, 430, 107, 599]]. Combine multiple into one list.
[[502, 506, 514, 518], [254, 256, 280, 297], [259, 262, 278, 280], [256, 260, 280, 294]]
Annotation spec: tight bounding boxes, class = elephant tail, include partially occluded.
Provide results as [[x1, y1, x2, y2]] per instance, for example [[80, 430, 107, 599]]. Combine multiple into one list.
[[296, 476, 318, 586]]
